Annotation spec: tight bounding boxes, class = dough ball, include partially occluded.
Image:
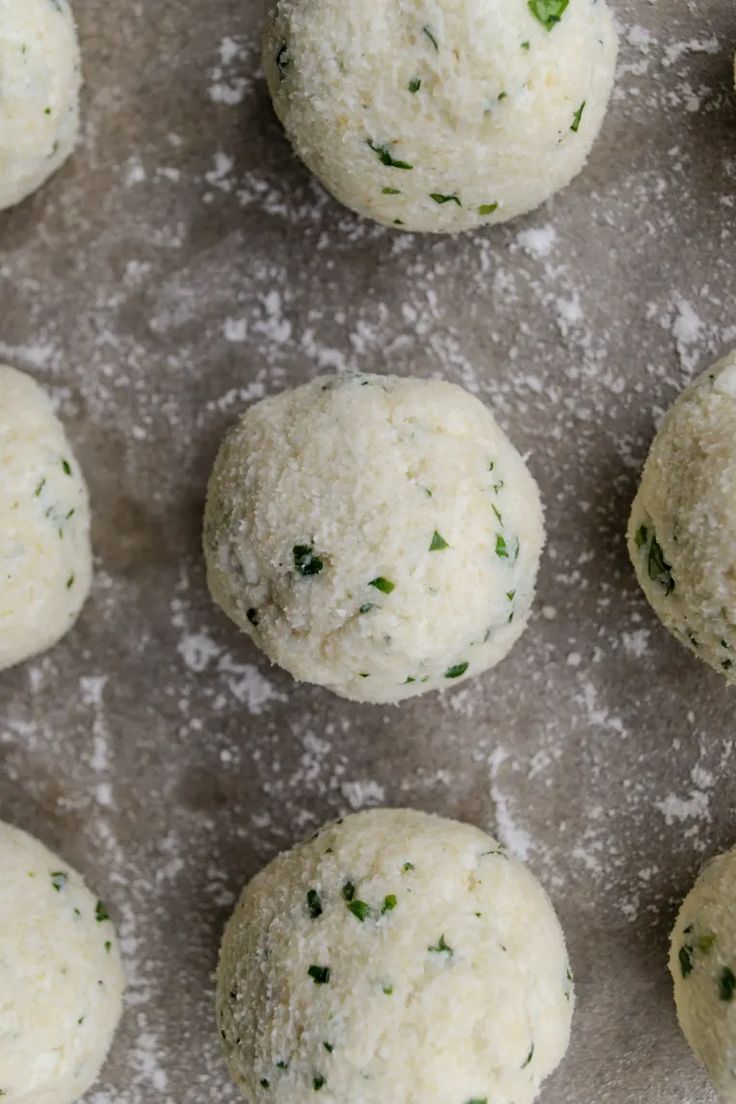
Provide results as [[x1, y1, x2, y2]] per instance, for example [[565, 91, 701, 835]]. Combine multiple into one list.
[[0, 365, 92, 671], [670, 846, 736, 1101], [0, 820, 125, 1104], [204, 373, 544, 704], [216, 808, 575, 1104], [628, 349, 736, 682], [263, 0, 618, 234], [0, 0, 82, 211]]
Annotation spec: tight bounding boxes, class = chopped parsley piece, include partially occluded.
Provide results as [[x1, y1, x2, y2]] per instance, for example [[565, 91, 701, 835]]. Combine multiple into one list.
[[428, 934, 453, 955], [445, 662, 468, 679], [721, 967, 736, 1002], [430, 193, 462, 206], [478, 203, 499, 216], [367, 140, 413, 170], [423, 25, 439, 50], [369, 576, 395, 594], [382, 187, 401, 195], [402, 862, 415, 872], [359, 602, 377, 614], [429, 530, 449, 551], [498, 91, 508, 100], [276, 44, 289, 78], [405, 676, 416, 684], [348, 899, 371, 922], [522, 1042, 534, 1068], [528, 0, 569, 30], [50, 871, 68, 891], [323, 1042, 334, 1053], [95, 900, 110, 922], [307, 889, 323, 919], [521, 40, 530, 49], [62, 459, 72, 475], [496, 535, 509, 559], [308, 965, 331, 985], [635, 524, 648, 548], [465, 1099, 488, 1104], [294, 544, 324, 577], [105, 940, 112, 953], [679, 945, 694, 978], [698, 933, 716, 953], [571, 101, 586, 132], [723, 659, 733, 671], [382, 983, 393, 995], [342, 881, 356, 902], [66, 574, 75, 589], [246, 608, 260, 628], [382, 894, 397, 913], [260, 1079, 270, 1089], [408, 78, 422, 93], [492, 504, 502, 523], [507, 590, 516, 601], [276, 1060, 289, 1069], [647, 536, 674, 595], [34, 477, 46, 496], [313, 1075, 325, 1091]]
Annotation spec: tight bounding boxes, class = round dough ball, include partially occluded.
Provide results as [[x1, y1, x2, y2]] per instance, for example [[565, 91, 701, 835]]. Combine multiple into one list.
[[0, 0, 82, 211], [0, 365, 92, 671], [628, 349, 736, 682], [670, 846, 736, 1101], [217, 808, 575, 1104], [204, 373, 545, 704], [262, 0, 618, 234], [0, 820, 125, 1104]]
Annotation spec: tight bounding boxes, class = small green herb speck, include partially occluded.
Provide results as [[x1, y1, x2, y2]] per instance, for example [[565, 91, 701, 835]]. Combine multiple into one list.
[[423, 25, 439, 50], [247, 608, 259, 627], [635, 524, 648, 548], [105, 940, 112, 953], [313, 1075, 325, 1091], [428, 934, 453, 955], [528, 0, 569, 30], [369, 576, 395, 594], [382, 983, 393, 995], [261, 1078, 270, 1089], [430, 193, 461, 207], [522, 1042, 534, 1068], [496, 535, 509, 559], [66, 574, 75, 589], [382, 187, 401, 195], [429, 530, 449, 551], [323, 1042, 334, 1053], [698, 933, 716, 953], [348, 899, 371, 922], [402, 862, 415, 872], [571, 101, 586, 132], [647, 536, 675, 595], [308, 965, 331, 985], [408, 78, 421, 93], [276, 43, 289, 78], [62, 459, 72, 475], [34, 477, 46, 496], [367, 140, 413, 170], [445, 662, 469, 679], [342, 881, 356, 902], [679, 945, 694, 978], [307, 889, 323, 919], [382, 894, 397, 913], [359, 602, 377, 614], [294, 544, 324, 577], [51, 871, 68, 891], [721, 967, 736, 1001], [478, 203, 499, 216]]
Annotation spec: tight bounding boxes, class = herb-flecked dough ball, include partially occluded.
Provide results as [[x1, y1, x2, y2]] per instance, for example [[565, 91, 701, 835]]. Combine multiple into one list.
[[262, 0, 618, 234], [0, 365, 92, 671], [216, 808, 575, 1104], [0, 0, 82, 211], [204, 373, 545, 704], [628, 349, 736, 683], [670, 846, 736, 1102], [0, 821, 124, 1104]]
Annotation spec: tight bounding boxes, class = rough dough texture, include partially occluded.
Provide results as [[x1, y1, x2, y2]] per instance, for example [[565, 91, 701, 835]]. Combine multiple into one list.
[[217, 808, 575, 1104], [0, 365, 92, 671], [0, 820, 125, 1104], [263, 0, 618, 234], [0, 0, 82, 211], [670, 846, 736, 1103], [204, 373, 545, 704], [628, 349, 736, 683]]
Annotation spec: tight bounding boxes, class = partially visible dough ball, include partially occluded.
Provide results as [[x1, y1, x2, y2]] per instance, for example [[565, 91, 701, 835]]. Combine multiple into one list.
[[263, 0, 618, 234], [217, 808, 575, 1104], [0, 821, 125, 1104], [670, 846, 736, 1102], [204, 373, 545, 704], [0, 0, 82, 211], [0, 365, 92, 671], [628, 349, 736, 682]]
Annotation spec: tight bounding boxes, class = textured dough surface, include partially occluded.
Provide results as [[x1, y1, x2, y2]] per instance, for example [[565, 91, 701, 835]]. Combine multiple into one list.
[[217, 808, 575, 1104], [0, 820, 124, 1104], [0, 365, 92, 671], [0, 0, 81, 211], [204, 373, 545, 703], [670, 846, 736, 1103], [263, 0, 618, 234], [628, 349, 736, 682]]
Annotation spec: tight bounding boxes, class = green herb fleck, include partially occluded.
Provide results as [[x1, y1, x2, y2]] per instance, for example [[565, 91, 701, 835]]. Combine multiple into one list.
[[62, 459, 72, 475], [308, 965, 331, 985], [496, 535, 509, 559], [313, 1075, 325, 1091], [276, 43, 289, 78], [95, 900, 110, 922], [635, 524, 648, 548], [402, 862, 414, 872], [382, 187, 401, 195], [370, 576, 395, 594], [66, 574, 75, 589], [492, 504, 502, 523], [465, 1099, 488, 1104], [498, 91, 508, 101], [429, 530, 449, 551], [323, 1042, 334, 1053], [307, 889, 323, 919], [367, 140, 413, 170], [428, 934, 453, 955], [521, 40, 530, 49], [34, 477, 46, 496], [528, 0, 569, 30], [382, 983, 393, 995], [104, 940, 112, 953], [698, 933, 716, 953], [260, 1078, 270, 1089], [359, 602, 377, 614], [522, 1042, 534, 1068], [423, 25, 439, 50], [721, 967, 736, 1001], [382, 894, 397, 913], [405, 676, 416, 684], [294, 544, 324, 577], [348, 899, 371, 922], [478, 203, 499, 216], [342, 881, 356, 902], [445, 662, 469, 679], [679, 944, 693, 978], [51, 871, 68, 891], [430, 193, 462, 207], [571, 101, 586, 132], [276, 1060, 289, 1069], [247, 608, 259, 627], [408, 77, 422, 93], [647, 536, 674, 595]]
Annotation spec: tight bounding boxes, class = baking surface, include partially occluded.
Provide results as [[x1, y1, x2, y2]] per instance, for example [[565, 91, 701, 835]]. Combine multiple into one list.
[[1, 1, 735, 1101]]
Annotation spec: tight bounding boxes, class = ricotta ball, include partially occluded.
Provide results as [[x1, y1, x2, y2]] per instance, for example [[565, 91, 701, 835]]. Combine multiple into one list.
[[0, 0, 82, 211], [0, 820, 125, 1104], [628, 349, 736, 683], [217, 808, 575, 1104], [0, 365, 92, 671], [670, 845, 736, 1102], [262, 0, 618, 234], [204, 373, 545, 704]]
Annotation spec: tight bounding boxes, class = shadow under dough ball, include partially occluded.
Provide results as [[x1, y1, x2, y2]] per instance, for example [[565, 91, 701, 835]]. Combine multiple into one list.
[[216, 808, 575, 1104], [628, 348, 736, 682], [262, 0, 618, 233], [203, 372, 545, 704]]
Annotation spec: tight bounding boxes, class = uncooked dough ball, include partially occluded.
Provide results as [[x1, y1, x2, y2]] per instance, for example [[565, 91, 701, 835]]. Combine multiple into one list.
[[204, 373, 545, 704], [217, 808, 575, 1104], [670, 845, 736, 1101], [0, 0, 82, 211], [628, 349, 736, 683], [0, 820, 125, 1104], [263, 0, 618, 234], [0, 365, 92, 671]]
